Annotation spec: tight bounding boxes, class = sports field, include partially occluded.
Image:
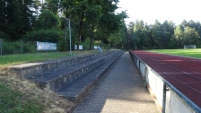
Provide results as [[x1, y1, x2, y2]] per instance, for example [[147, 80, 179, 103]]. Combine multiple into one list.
[[150, 49, 201, 58]]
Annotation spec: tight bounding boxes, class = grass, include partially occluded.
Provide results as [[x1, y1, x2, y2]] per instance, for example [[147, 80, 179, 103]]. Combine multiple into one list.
[[0, 81, 44, 113], [0, 50, 97, 67], [149, 49, 201, 58], [0, 74, 74, 113]]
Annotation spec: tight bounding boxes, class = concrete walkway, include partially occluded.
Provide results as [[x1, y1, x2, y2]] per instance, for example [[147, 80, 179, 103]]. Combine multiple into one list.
[[73, 52, 159, 113]]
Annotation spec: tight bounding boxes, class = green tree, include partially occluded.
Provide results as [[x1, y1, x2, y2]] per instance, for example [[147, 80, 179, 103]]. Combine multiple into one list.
[[127, 22, 135, 49], [45, 0, 60, 14], [174, 25, 184, 47], [0, 0, 38, 40], [183, 27, 199, 45], [133, 20, 148, 49], [60, 0, 125, 50], [34, 9, 61, 30], [0, 0, 7, 38], [160, 21, 175, 48], [119, 21, 127, 49], [175, 20, 201, 47], [149, 20, 163, 48], [79, 0, 102, 50]]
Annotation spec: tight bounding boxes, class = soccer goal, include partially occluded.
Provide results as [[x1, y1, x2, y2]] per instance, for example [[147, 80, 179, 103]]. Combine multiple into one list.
[[184, 45, 196, 49]]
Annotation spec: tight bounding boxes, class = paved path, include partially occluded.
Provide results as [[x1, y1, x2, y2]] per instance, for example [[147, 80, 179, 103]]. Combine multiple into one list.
[[73, 52, 159, 113]]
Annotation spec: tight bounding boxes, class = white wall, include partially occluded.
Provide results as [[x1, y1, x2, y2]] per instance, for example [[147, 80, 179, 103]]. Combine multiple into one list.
[[168, 90, 195, 113]]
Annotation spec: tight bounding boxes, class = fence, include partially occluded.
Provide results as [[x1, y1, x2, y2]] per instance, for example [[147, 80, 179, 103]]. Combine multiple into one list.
[[0, 38, 36, 55]]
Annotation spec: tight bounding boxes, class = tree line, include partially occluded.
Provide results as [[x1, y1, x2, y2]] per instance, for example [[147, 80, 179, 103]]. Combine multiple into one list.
[[0, 0, 127, 51], [1, 0, 201, 52], [125, 20, 201, 50]]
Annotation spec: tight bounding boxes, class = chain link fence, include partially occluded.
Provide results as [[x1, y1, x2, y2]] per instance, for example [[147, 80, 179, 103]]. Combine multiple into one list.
[[0, 38, 36, 55]]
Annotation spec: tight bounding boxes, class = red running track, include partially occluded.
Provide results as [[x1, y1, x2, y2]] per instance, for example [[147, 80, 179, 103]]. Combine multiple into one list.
[[131, 50, 201, 108]]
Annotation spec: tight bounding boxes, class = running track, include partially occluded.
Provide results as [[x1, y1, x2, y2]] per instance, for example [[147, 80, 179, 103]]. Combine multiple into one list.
[[131, 50, 201, 108]]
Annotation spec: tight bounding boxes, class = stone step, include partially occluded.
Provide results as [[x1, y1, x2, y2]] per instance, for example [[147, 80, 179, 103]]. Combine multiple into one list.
[[57, 51, 123, 103], [5, 51, 115, 79], [32, 51, 122, 91]]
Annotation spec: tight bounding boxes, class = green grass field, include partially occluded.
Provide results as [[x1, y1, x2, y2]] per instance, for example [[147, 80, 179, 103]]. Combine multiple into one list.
[[149, 49, 201, 58]]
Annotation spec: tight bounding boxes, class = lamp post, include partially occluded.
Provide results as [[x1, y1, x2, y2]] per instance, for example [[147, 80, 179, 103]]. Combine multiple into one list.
[[0, 38, 2, 55], [63, 17, 72, 55]]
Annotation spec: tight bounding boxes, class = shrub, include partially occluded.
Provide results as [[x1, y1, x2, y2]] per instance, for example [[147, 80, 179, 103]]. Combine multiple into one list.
[[58, 37, 68, 51], [82, 38, 91, 50], [24, 29, 63, 43], [24, 29, 68, 52]]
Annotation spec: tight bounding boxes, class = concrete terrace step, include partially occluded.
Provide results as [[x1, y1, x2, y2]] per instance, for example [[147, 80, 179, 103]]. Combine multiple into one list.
[[5, 51, 115, 79], [57, 51, 123, 103], [3, 50, 124, 109], [32, 51, 120, 91]]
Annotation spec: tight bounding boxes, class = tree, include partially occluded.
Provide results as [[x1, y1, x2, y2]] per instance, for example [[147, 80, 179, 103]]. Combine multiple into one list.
[[45, 0, 60, 14], [183, 27, 199, 45], [133, 20, 147, 49], [0, 0, 7, 38], [59, 0, 125, 50], [127, 22, 135, 49], [108, 21, 127, 49], [174, 25, 184, 47], [79, 0, 103, 50], [61, 0, 89, 50], [0, 0, 39, 40], [119, 21, 128, 49], [148, 20, 175, 49], [149, 20, 164, 48], [34, 9, 61, 30], [175, 20, 201, 47], [160, 21, 175, 48]]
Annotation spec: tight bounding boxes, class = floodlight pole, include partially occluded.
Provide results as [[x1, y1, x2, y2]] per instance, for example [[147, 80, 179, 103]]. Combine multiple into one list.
[[59, 0, 72, 55], [63, 17, 72, 55], [0, 38, 2, 55]]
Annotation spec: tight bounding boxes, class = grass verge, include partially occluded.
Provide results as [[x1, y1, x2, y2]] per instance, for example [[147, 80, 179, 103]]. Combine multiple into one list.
[[0, 82, 44, 113], [0, 50, 97, 68], [149, 49, 201, 58], [0, 74, 74, 113]]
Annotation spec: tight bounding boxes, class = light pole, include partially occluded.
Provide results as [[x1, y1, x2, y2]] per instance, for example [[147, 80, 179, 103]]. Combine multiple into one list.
[[0, 38, 2, 55], [63, 17, 72, 55]]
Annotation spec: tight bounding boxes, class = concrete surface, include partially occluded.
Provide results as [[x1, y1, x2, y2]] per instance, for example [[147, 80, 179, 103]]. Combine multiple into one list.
[[73, 52, 159, 113]]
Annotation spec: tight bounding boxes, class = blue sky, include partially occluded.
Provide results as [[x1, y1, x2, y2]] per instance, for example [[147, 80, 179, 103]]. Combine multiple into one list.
[[116, 0, 201, 25]]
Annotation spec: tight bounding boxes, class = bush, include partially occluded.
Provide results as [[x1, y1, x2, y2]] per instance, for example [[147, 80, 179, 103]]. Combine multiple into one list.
[[24, 29, 68, 52], [82, 38, 91, 50], [24, 29, 63, 43], [58, 37, 68, 51]]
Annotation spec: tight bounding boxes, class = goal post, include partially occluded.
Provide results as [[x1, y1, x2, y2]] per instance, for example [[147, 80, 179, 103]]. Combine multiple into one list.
[[184, 45, 196, 49]]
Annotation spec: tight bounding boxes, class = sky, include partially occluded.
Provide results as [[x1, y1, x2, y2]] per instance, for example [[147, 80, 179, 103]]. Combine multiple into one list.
[[116, 0, 201, 25]]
